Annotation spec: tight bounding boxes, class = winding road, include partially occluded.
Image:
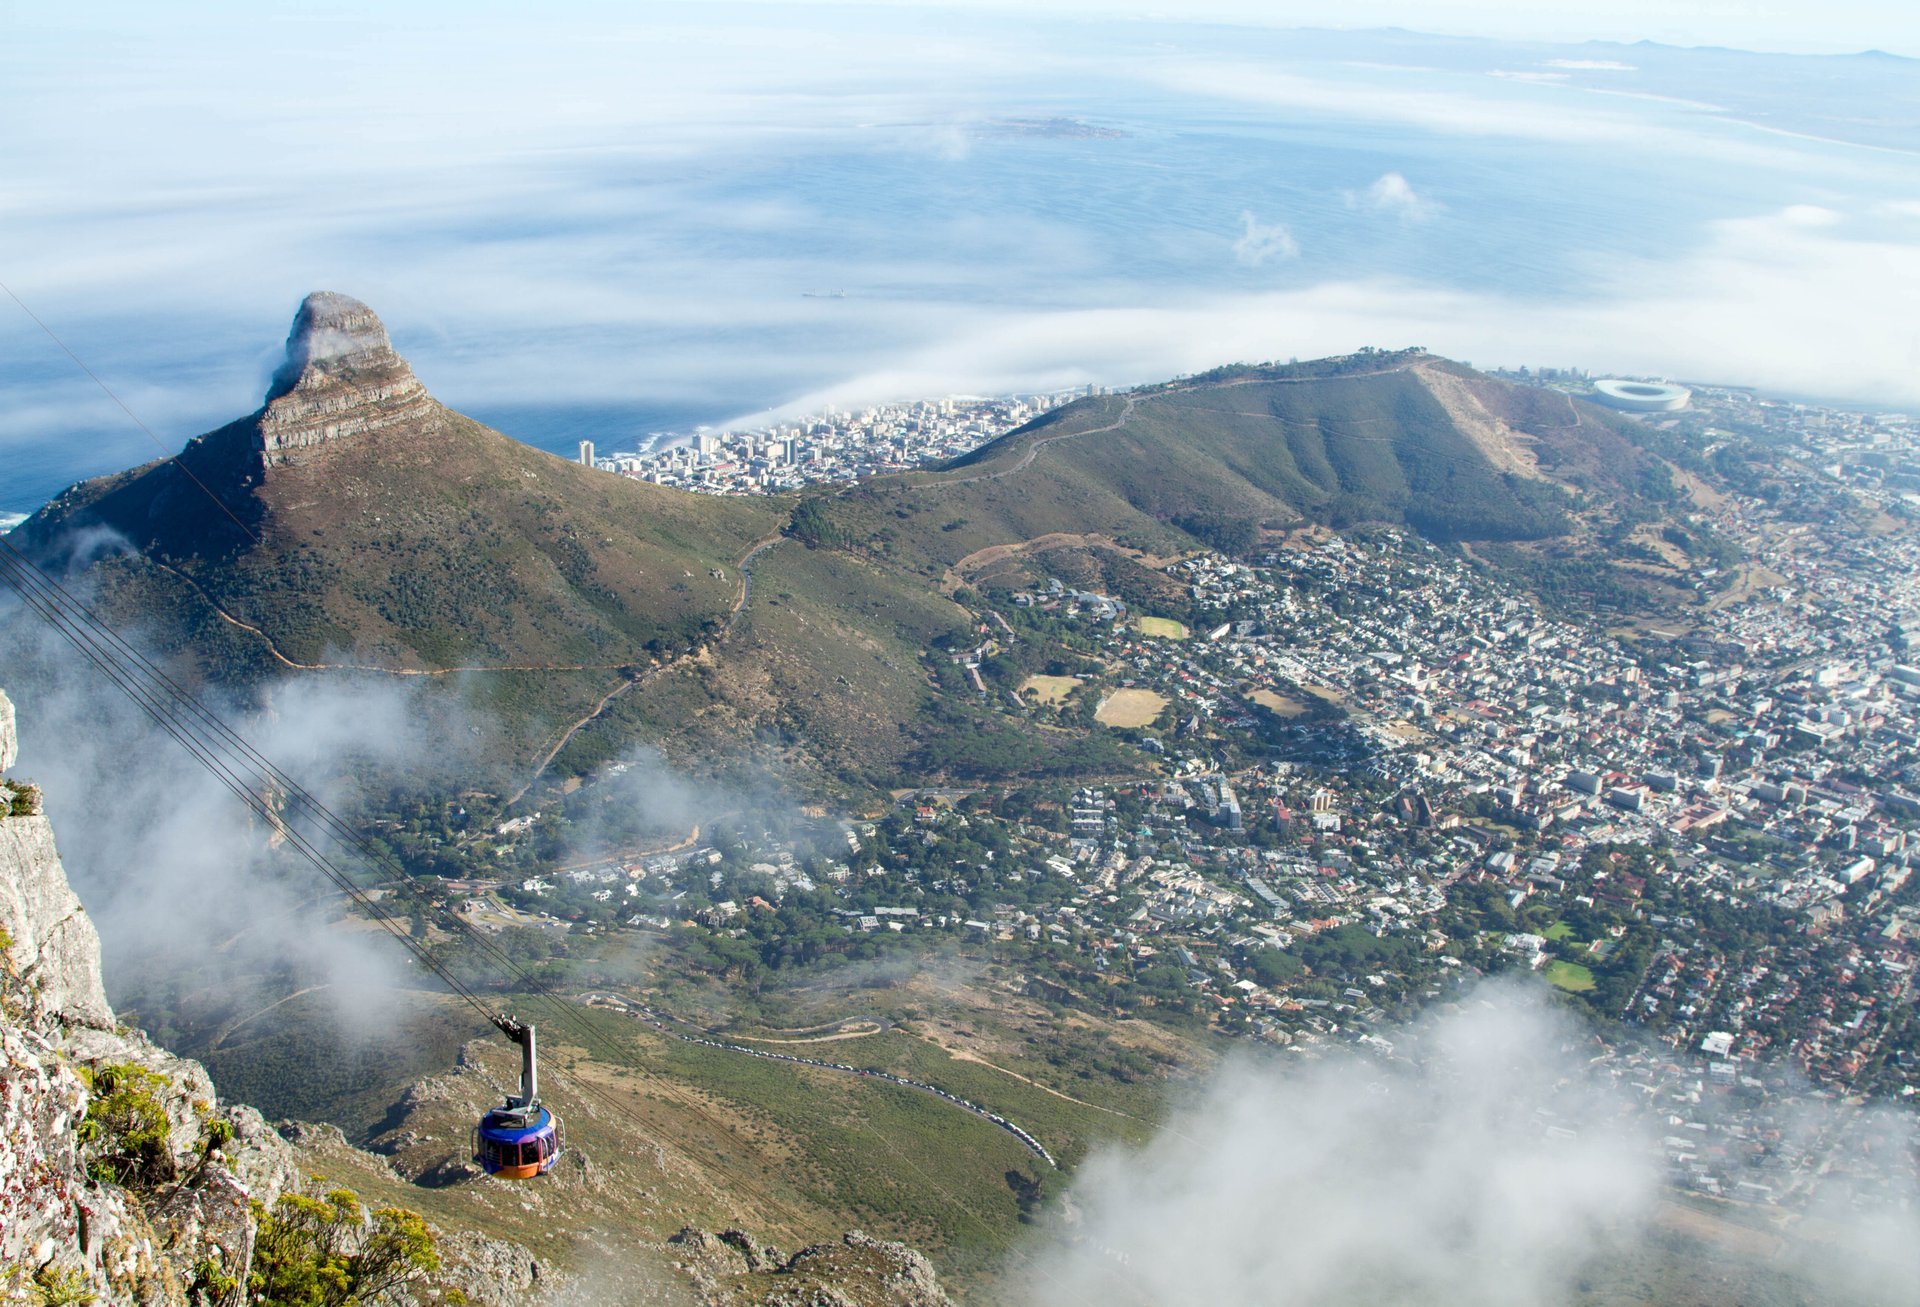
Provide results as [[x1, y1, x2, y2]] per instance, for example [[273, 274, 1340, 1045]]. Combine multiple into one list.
[[926, 394, 1139, 486], [580, 993, 1058, 1167]]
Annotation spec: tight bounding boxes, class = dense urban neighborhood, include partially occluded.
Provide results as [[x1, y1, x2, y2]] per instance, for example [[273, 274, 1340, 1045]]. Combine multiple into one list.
[[396, 375, 1920, 1221], [601, 390, 1095, 493]]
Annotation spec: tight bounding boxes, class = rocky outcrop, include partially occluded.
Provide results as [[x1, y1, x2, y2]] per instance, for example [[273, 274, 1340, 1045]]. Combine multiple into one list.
[[0, 806, 113, 1030], [664, 1227, 954, 1307], [256, 291, 437, 469]]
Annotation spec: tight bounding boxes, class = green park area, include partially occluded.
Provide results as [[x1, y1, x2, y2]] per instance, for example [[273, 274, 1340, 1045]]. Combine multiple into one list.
[[1546, 960, 1596, 992]]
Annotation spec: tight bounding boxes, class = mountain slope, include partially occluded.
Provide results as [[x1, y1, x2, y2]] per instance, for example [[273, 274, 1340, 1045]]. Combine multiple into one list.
[[804, 350, 1694, 611], [22, 295, 772, 668], [1, 682, 964, 1305]]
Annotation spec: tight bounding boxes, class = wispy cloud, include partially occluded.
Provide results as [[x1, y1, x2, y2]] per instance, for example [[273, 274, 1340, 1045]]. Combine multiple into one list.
[[756, 204, 1920, 416], [0, 615, 473, 1043], [6, 7, 1919, 512], [1023, 983, 1658, 1306], [1345, 172, 1441, 221], [1232, 210, 1300, 265]]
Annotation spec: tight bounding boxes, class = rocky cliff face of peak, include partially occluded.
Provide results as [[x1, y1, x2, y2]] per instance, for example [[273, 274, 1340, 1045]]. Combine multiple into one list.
[[256, 291, 437, 469], [0, 690, 112, 1034]]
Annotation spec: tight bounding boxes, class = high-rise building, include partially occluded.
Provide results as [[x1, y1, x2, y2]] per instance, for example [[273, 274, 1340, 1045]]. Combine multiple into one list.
[[579, 440, 595, 467]]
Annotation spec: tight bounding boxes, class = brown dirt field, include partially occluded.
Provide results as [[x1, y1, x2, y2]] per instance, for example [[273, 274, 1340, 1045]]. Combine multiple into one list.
[[949, 532, 1194, 591], [1629, 523, 1693, 570], [1021, 674, 1083, 704], [1655, 1199, 1786, 1259], [1709, 562, 1790, 611], [1247, 688, 1308, 717], [1096, 688, 1169, 727], [1673, 466, 1729, 511]]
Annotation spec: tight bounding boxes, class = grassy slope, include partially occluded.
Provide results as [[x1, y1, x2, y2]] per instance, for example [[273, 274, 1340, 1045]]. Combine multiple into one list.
[[547, 536, 975, 787], [217, 975, 1879, 1307], [279, 982, 1194, 1296], [813, 365, 1604, 582], [15, 354, 1703, 787], [33, 409, 779, 672]]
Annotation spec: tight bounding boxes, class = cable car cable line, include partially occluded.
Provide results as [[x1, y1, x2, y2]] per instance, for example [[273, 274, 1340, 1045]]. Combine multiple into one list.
[[0, 542, 498, 1015], [0, 537, 630, 1057]]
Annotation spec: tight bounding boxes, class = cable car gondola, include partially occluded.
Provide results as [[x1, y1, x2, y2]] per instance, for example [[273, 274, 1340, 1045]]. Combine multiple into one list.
[[473, 1015, 563, 1179]]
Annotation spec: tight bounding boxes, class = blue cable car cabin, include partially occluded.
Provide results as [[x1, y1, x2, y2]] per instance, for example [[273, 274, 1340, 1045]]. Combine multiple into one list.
[[475, 1103, 561, 1180], [474, 1016, 562, 1179]]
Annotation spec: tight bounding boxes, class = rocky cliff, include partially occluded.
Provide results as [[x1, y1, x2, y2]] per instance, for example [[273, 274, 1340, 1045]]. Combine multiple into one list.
[[256, 292, 437, 469], [665, 1227, 954, 1307]]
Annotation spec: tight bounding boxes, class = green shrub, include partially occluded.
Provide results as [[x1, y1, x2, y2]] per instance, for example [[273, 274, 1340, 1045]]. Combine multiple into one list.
[[249, 1188, 441, 1307], [188, 1257, 238, 1302], [28, 1266, 97, 1306], [201, 1115, 235, 1158], [76, 1063, 173, 1187]]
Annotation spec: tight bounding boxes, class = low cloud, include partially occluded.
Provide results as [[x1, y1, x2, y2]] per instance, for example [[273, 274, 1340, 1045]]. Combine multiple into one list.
[[756, 203, 1920, 417], [1232, 211, 1299, 266], [1145, 57, 1831, 174], [0, 605, 494, 1045], [1023, 981, 1920, 1307], [7, 8, 1919, 510], [555, 745, 717, 866], [1023, 983, 1656, 1306], [1489, 69, 1571, 84]]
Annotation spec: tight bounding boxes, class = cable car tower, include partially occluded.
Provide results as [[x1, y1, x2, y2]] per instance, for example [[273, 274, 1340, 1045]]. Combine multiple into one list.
[[473, 1015, 563, 1179]]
